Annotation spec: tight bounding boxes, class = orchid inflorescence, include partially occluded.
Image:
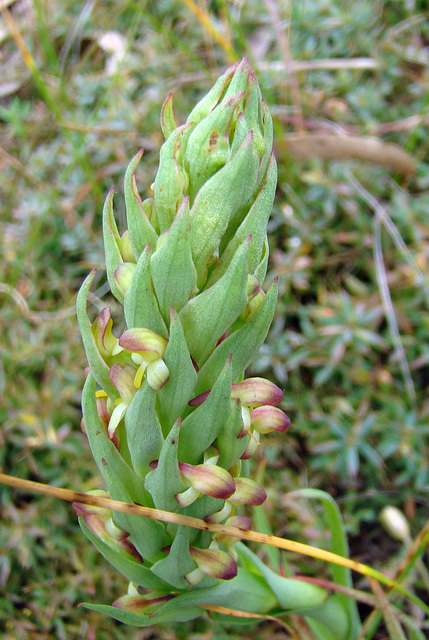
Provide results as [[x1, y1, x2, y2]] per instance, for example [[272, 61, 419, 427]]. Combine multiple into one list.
[[74, 59, 357, 636]]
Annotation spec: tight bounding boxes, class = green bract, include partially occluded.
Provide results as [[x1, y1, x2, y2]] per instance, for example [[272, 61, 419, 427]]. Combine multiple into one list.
[[76, 58, 360, 637]]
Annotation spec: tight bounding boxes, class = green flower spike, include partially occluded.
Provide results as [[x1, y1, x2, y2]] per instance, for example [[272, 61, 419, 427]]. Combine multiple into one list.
[[76, 58, 361, 638]]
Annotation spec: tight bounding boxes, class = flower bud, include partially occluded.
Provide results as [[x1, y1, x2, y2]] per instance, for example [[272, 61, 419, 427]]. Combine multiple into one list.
[[187, 546, 237, 581], [380, 506, 411, 542], [114, 262, 136, 296], [240, 429, 260, 460], [250, 405, 290, 435], [91, 307, 118, 360], [215, 515, 252, 547], [113, 594, 175, 613], [231, 377, 284, 407], [176, 462, 235, 503], [228, 477, 267, 506]]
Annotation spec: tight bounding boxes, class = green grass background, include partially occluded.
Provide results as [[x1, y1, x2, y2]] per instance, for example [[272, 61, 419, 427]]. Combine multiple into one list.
[[0, 1, 428, 638]]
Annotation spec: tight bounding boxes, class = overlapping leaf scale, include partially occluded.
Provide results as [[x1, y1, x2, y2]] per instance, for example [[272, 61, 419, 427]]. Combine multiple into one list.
[[195, 278, 279, 393], [179, 237, 249, 366], [150, 197, 197, 322], [178, 355, 233, 464], [124, 149, 158, 256], [156, 309, 197, 432], [124, 244, 168, 337]]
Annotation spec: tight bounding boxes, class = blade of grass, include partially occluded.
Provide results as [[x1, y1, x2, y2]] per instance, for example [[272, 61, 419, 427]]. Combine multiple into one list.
[[32, 0, 62, 76], [360, 518, 429, 640], [368, 577, 407, 640], [180, 0, 236, 62], [1, 472, 428, 618], [288, 488, 361, 637]]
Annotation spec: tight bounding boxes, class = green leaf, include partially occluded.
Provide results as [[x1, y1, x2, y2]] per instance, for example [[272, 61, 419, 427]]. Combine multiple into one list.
[[189, 133, 259, 284], [80, 599, 202, 627], [178, 355, 232, 464], [216, 399, 247, 469], [179, 238, 249, 366], [80, 565, 280, 627], [156, 309, 197, 432], [124, 149, 158, 257], [154, 565, 278, 614], [125, 382, 164, 479], [160, 93, 177, 140], [195, 278, 278, 392], [184, 94, 242, 200], [185, 62, 238, 124], [82, 374, 166, 562], [287, 488, 361, 637], [78, 517, 168, 590], [81, 374, 147, 504], [253, 237, 269, 283], [102, 186, 124, 303], [237, 543, 328, 610], [107, 475, 166, 564], [150, 526, 195, 589], [124, 244, 168, 338], [145, 419, 186, 512], [153, 123, 191, 232], [76, 271, 119, 400], [208, 154, 277, 286], [150, 197, 197, 321]]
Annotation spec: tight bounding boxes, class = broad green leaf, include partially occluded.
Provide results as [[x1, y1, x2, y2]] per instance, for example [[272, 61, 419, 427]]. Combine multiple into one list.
[[107, 472, 166, 563], [79, 517, 168, 590], [185, 62, 238, 124], [209, 154, 277, 286], [124, 244, 168, 337], [76, 273, 118, 399], [179, 238, 249, 366], [150, 526, 195, 589], [81, 566, 279, 627], [287, 488, 361, 637], [102, 187, 124, 303], [237, 544, 326, 609], [80, 600, 202, 627], [82, 375, 166, 562], [125, 382, 164, 479], [195, 278, 278, 392], [238, 545, 350, 639], [145, 419, 186, 512], [184, 94, 242, 200], [156, 310, 197, 432], [81, 374, 147, 504], [178, 355, 232, 464], [150, 197, 197, 321], [153, 566, 278, 614], [190, 133, 259, 284], [124, 150, 158, 256]]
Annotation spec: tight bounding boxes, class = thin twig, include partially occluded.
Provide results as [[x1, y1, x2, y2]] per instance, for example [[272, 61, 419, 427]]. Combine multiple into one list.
[[1, 470, 429, 617], [180, 0, 236, 62], [373, 215, 417, 405], [347, 172, 426, 288], [359, 518, 429, 639]]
